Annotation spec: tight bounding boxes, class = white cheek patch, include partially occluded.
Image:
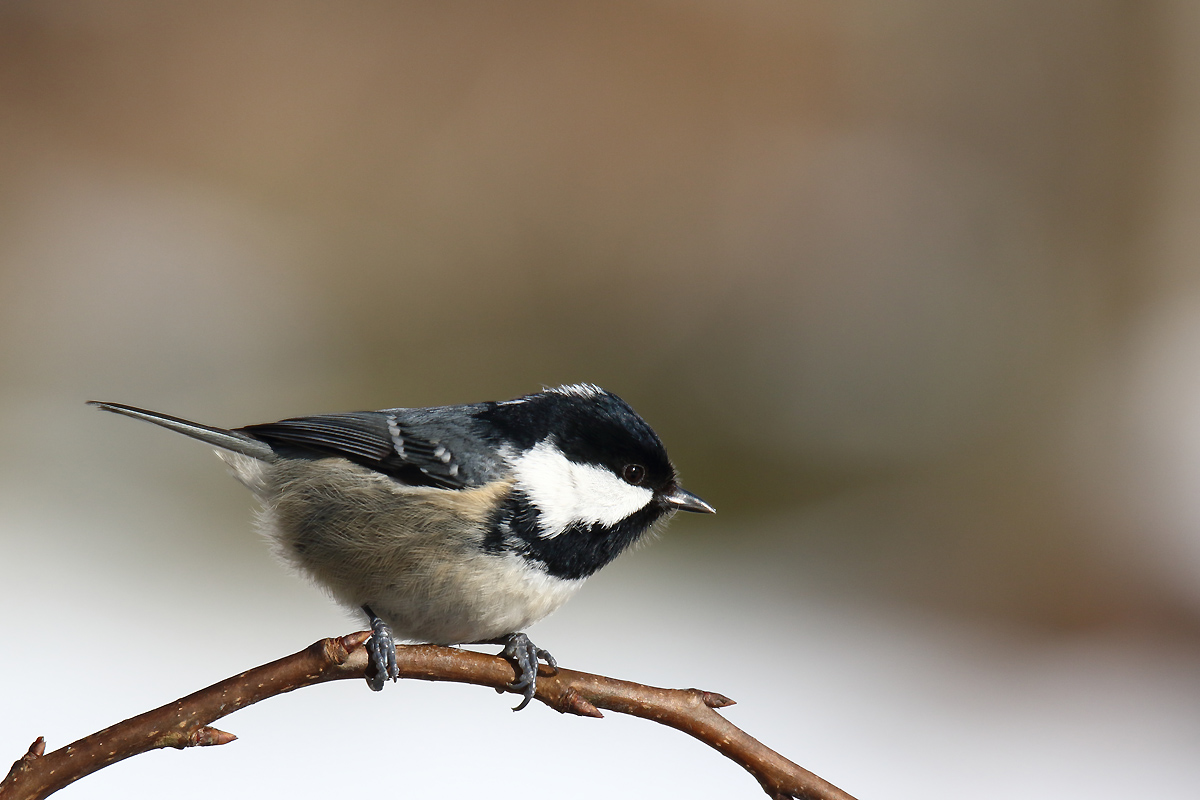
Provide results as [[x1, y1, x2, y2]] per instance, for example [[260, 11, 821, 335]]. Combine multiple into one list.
[[511, 439, 654, 537]]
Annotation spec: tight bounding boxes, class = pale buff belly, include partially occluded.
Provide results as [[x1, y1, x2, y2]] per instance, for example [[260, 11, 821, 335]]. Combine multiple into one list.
[[223, 452, 584, 643]]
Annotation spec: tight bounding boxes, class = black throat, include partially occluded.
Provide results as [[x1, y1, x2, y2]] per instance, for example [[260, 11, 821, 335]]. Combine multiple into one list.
[[487, 490, 667, 581]]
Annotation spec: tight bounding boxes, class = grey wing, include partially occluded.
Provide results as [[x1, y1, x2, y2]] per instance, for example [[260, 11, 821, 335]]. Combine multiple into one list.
[[238, 410, 488, 489]]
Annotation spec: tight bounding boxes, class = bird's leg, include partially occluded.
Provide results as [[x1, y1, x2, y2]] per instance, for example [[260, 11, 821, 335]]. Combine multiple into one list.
[[362, 605, 399, 691], [477, 632, 557, 711]]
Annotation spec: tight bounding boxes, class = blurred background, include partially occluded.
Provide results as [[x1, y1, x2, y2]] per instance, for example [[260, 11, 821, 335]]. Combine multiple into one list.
[[2, 2, 1198, 797]]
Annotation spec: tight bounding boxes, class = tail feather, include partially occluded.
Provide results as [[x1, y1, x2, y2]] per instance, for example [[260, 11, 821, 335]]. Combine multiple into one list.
[[87, 401, 275, 461]]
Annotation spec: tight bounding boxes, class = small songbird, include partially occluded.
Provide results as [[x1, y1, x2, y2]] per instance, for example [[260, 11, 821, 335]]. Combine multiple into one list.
[[89, 384, 714, 708]]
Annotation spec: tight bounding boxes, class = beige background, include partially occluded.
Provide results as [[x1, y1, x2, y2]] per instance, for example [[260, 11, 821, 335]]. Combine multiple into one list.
[[2, 3, 1198, 797]]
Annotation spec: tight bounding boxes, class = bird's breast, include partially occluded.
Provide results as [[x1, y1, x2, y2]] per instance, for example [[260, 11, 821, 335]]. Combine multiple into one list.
[[231, 455, 580, 642]]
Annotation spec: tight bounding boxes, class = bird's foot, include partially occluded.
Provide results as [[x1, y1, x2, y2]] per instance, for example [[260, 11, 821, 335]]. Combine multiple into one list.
[[362, 606, 399, 691], [496, 632, 557, 711]]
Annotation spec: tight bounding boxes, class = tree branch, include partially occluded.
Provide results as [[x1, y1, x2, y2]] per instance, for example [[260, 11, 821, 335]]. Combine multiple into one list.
[[1, 634, 856, 800]]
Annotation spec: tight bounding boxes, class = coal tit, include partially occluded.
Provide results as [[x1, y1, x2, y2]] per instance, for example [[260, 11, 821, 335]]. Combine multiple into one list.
[[89, 384, 713, 708]]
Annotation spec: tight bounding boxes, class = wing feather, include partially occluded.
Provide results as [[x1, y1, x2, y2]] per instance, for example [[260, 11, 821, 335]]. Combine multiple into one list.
[[239, 412, 468, 489]]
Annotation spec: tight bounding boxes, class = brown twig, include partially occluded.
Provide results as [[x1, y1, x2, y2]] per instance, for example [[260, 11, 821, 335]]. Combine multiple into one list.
[[0, 634, 856, 800]]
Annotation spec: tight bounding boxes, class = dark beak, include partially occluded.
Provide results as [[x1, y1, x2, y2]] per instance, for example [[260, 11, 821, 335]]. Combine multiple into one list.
[[661, 485, 716, 514]]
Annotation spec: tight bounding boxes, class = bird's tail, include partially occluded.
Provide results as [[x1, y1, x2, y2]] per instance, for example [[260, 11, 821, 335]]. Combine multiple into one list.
[[87, 401, 275, 461]]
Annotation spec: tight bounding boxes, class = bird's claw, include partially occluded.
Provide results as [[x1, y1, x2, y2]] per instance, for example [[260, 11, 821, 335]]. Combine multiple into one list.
[[498, 632, 556, 711], [364, 611, 399, 691]]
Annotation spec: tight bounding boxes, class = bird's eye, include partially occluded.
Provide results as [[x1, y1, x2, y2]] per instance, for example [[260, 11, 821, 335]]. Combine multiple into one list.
[[622, 464, 646, 485]]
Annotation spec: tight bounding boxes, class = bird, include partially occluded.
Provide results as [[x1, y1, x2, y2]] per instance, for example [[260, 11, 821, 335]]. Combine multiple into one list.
[[89, 384, 714, 709]]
